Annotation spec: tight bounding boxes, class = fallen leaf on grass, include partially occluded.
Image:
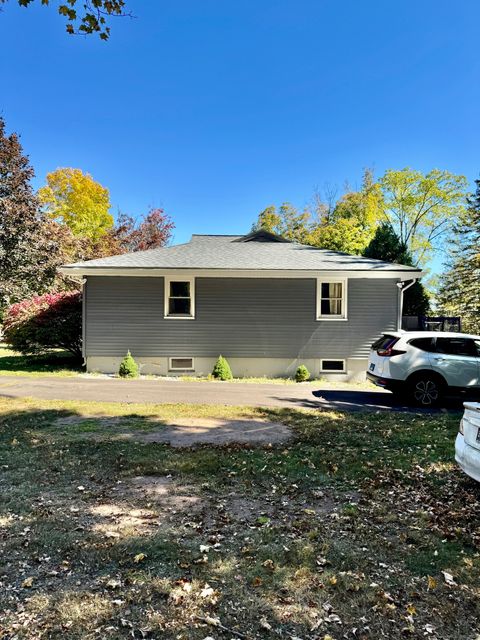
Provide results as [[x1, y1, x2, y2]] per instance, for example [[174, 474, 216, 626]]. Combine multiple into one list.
[[106, 578, 122, 589], [260, 617, 272, 630], [200, 584, 215, 598], [441, 571, 456, 586], [427, 576, 437, 590], [133, 553, 146, 564], [22, 577, 34, 588], [204, 616, 221, 627]]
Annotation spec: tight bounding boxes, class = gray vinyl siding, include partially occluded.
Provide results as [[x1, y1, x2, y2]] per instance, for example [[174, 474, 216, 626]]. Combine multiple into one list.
[[85, 276, 398, 359]]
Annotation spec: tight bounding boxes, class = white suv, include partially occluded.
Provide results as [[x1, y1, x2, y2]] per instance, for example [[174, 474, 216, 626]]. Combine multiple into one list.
[[456, 402, 480, 482], [367, 331, 480, 407]]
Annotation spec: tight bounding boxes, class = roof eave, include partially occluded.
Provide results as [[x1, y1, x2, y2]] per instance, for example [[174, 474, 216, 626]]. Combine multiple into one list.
[[59, 265, 424, 280]]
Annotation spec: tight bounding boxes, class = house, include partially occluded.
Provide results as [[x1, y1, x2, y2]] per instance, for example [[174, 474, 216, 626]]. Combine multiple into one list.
[[60, 230, 423, 380]]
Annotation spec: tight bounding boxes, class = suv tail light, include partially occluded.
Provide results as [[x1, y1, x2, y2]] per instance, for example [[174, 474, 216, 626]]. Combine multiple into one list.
[[377, 337, 405, 357], [377, 348, 406, 357]]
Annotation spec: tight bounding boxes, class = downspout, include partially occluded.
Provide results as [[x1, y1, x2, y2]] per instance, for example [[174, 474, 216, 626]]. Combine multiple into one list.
[[396, 279, 417, 331], [80, 277, 87, 366]]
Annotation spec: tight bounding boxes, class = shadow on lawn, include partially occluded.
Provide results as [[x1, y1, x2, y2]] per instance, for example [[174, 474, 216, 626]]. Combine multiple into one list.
[[0, 350, 83, 374], [308, 388, 467, 413]]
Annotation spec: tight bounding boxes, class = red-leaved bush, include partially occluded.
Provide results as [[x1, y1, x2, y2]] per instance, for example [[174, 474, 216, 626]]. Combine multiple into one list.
[[3, 291, 82, 358]]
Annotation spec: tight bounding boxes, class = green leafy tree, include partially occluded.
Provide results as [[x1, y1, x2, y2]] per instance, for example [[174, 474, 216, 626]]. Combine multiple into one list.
[[306, 170, 383, 254], [437, 179, 480, 333], [0, 0, 129, 39], [253, 203, 311, 243], [380, 168, 468, 265], [363, 222, 411, 265], [307, 217, 368, 254], [363, 222, 430, 316], [38, 167, 113, 241], [0, 118, 66, 315]]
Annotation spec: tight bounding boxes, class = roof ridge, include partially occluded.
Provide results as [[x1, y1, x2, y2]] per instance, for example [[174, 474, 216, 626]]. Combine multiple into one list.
[[191, 234, 242, 238]]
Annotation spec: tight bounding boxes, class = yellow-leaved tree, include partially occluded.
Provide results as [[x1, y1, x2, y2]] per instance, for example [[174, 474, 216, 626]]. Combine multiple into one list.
[[38, 168, 113, 241]]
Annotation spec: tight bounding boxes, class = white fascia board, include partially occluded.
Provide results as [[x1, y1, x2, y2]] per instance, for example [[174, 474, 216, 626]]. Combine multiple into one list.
[[59, 267, 424, 280]]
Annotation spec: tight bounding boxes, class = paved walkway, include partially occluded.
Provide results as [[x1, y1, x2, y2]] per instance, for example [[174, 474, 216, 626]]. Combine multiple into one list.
[[0, 374, 466, 412], [0, 375, 329, 409], [0, 374, 459, 413]]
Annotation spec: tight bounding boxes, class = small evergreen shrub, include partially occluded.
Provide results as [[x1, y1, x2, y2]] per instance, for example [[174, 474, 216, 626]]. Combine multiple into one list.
[[212, 355, 233, 381], [118, 351, 139, 378], [295, 364, 310, 382]]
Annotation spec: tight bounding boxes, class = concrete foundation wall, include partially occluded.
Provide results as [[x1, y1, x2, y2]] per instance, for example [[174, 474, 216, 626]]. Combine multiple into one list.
[[87, 356, 368, 382]]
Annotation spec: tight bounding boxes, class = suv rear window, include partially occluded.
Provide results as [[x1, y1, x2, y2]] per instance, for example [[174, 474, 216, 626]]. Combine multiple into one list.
[[436, 337, 477, 357], [372, 335, 397, 350], [409, 337, 435, 352]]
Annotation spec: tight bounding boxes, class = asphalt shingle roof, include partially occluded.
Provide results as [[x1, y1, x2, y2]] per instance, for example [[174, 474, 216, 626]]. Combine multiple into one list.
[[61, 233, 421, 273]]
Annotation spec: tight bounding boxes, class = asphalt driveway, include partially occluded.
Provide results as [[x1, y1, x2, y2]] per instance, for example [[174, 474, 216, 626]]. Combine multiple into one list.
[[0, 375, 466, 412]]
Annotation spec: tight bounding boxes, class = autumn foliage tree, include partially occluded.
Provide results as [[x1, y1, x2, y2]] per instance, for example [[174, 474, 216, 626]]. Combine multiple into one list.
[[111, 209, 175, 253], [3, 291, 82, 358], [0, 118, 66, 316], [38, 167, 114, 241]]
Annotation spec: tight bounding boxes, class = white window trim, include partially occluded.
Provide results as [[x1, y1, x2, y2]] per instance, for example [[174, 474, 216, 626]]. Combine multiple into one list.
[[164, 276, 195, 320], [320, 359, 347, 373], [316, 277, 348, 321], [168, 357, 195, 371]]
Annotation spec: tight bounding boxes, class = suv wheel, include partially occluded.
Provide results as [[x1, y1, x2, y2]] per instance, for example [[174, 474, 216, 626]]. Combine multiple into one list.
[[408, 373, 445, 407]]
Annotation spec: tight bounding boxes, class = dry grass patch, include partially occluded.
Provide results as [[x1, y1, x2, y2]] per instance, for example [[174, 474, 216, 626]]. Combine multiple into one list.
[[0, 396, 479, 639]]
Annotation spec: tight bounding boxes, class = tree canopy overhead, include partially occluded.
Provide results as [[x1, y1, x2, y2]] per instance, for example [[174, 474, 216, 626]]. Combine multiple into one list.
[[0, 0, 129, 39], [252, 167, 467, 269], [380, 168, 468, 266]]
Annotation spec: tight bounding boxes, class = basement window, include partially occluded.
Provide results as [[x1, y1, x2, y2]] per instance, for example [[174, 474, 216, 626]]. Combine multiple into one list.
[[316, 278, 348, 320], [164, 277, 195, 319], [320, 359, 346, 373], [169, 357, 195, 372]]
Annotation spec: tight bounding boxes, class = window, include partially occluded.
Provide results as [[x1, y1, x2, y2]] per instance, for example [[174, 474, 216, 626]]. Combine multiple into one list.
[[475, 340, 480, 357], [164, 277, 195, 319], [316, 279, 347, 320], [320, 359, 346, 372], [372, 334, 398, 351], [409, 337, 436, 353], [169, 357, 195, 371], [435, 337, 476, 357]]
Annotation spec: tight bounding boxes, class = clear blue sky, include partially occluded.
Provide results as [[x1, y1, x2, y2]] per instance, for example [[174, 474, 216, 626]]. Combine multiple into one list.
[[1, 0, 479, 252]]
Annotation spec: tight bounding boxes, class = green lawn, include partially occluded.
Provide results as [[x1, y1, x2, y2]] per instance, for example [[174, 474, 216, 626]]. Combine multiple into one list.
[[0, 397, 478, 639], [0, 344, 83, 377]]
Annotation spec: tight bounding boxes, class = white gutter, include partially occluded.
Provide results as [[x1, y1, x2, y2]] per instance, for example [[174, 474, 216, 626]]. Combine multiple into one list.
[[59, 267, 424, 281]]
